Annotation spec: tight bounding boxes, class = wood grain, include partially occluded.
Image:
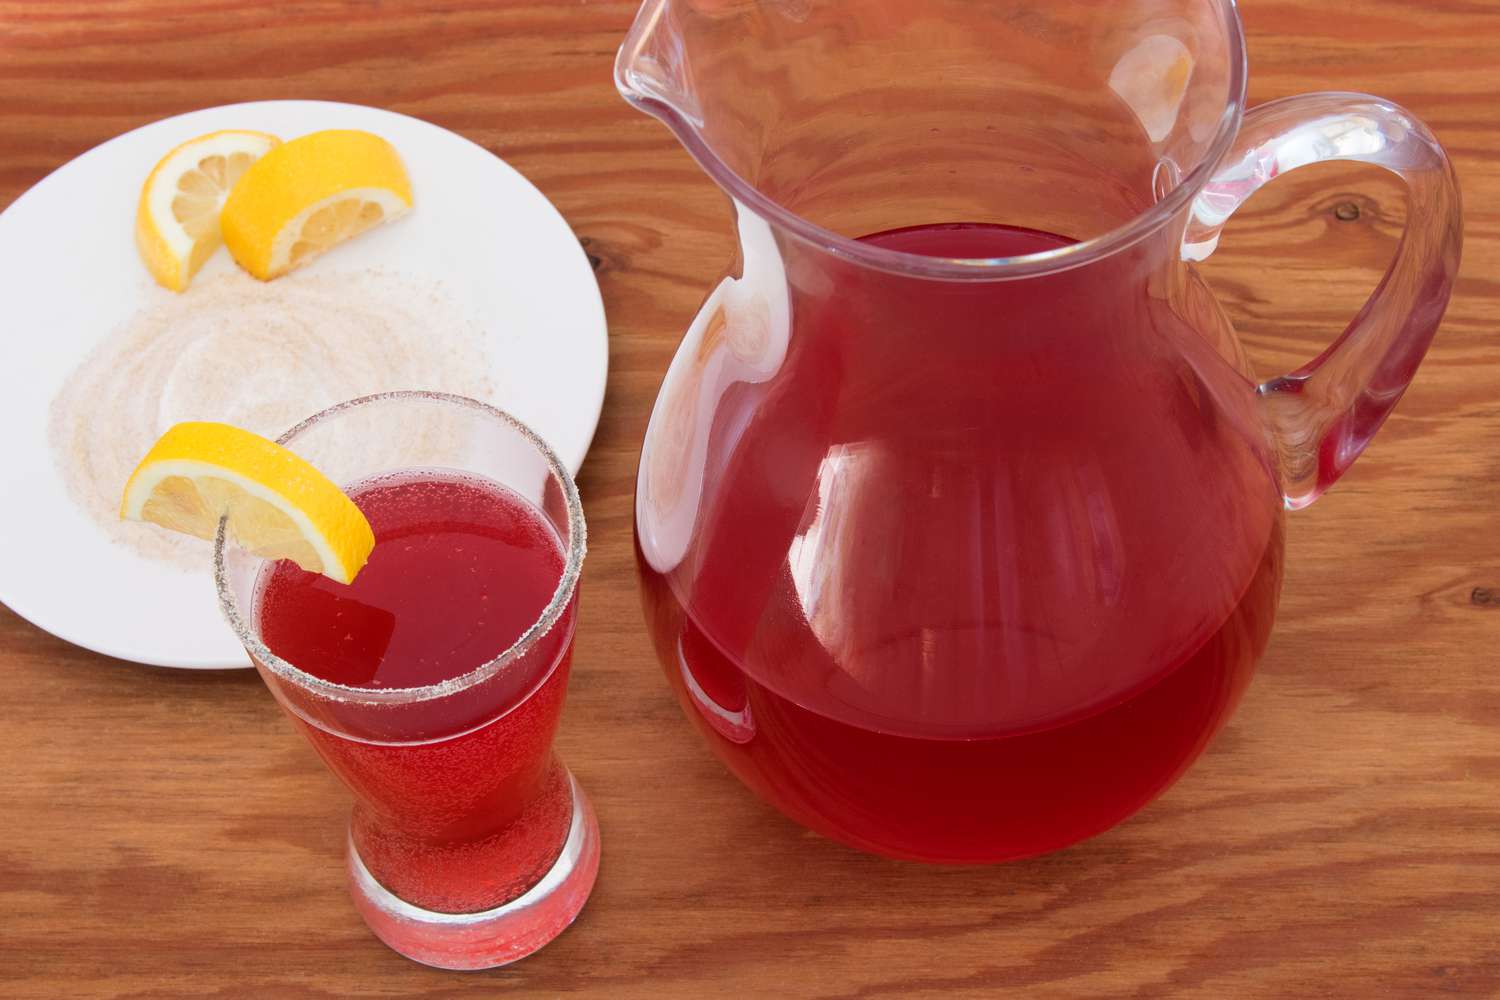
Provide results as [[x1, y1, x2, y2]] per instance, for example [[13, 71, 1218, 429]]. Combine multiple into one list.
[[2, 1, 1498, 997]]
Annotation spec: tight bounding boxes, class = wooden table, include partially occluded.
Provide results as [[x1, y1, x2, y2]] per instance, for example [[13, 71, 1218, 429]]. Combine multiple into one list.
[[2, 2, 1497, 997]]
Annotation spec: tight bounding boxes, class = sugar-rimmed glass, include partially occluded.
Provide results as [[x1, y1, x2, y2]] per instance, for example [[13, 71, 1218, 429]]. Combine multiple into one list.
[[215, 391, 598, 970]]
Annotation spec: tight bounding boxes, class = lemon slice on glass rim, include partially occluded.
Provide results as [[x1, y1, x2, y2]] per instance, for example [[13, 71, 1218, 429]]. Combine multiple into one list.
[[221, 128, 413, 280], [120, 422, 375, 584], [135, 129, 281, 292]]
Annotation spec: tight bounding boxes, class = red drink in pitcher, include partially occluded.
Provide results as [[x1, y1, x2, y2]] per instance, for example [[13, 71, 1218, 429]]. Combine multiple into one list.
[[622, 0, 1458, 869], [637, 224, 1285, 863]]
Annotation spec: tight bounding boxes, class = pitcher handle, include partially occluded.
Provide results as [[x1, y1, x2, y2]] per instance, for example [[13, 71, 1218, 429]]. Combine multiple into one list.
[[1183, 92, 1462, 509]]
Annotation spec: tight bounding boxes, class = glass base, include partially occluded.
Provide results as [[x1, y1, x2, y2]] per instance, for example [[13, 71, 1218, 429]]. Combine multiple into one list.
[[347, 774, 600, 970]]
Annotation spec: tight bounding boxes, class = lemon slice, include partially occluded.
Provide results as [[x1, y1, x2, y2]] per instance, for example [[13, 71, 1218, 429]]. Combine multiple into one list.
[[135, 130, 282, 292], [220, 129, 413, 280], [120, 422, 375, 584]]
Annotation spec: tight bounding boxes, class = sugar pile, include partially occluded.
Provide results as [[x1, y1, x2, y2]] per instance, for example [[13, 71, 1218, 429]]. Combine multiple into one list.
[[49, 267, 495, 571]]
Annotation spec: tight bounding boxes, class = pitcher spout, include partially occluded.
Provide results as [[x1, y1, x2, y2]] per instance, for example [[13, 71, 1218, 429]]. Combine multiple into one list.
[[615, 0, 703, 128]]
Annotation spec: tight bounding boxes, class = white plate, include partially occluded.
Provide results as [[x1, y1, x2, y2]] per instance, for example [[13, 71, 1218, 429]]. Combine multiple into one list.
[[0, 100, 607, 669]]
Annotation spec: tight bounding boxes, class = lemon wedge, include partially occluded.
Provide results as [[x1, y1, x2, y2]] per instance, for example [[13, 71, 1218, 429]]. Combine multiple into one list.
[[220, 129, 412, 280], [121, 422, 375, 584], [135, 130, 282, 292]]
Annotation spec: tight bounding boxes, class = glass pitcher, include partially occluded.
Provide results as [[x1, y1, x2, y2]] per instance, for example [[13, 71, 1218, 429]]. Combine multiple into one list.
[[616, 0, 1461, 863]]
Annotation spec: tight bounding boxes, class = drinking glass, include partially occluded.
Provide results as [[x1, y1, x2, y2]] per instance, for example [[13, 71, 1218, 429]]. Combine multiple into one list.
[[215, 391, 598, 969]]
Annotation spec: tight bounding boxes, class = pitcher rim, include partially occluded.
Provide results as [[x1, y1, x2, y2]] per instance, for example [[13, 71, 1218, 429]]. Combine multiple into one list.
[[616, 0, 1249, 280]]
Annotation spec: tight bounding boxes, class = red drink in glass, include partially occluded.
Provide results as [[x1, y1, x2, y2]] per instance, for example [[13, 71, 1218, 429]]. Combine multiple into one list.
[[217, 392, 597, 970], [257, 474, 575, 912]]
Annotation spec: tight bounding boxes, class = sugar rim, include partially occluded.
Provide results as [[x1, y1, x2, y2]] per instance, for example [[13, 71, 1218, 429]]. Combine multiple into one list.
[[213, 390, 587, 706]]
